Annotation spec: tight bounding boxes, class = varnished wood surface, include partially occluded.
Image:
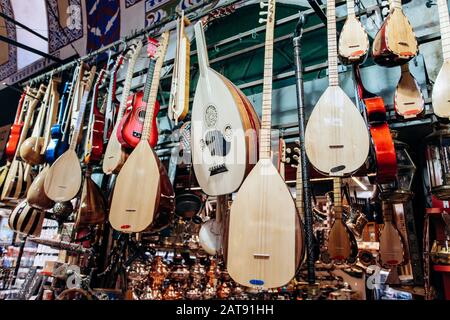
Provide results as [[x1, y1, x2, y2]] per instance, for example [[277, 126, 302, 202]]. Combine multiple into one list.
[[394, 64, 424, 118], [379, 202, 405, 266], [27, 165, 55, 210], [338, 13, 369, 65]]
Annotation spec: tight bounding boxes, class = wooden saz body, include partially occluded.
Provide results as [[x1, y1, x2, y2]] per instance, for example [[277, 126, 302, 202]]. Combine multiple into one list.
[[1, 160, 32, 201], [76, 174, 106, 228], [117, 91, 160, 149], [27, 165, 54, 210], [305, 86, 370, 176], [372, 7, 418, 67], [394, 64, 424, 119], [44, 149, 82, 202], [338, 12, 369, 65], [379, 202, 405, 266], [227, 159, 303, 289], [354, 66, 397, 183], [191, 22, 259, 196], [432, 60, 450, 119], [109, 141, 174, 233], [8, 200, 44, 237]]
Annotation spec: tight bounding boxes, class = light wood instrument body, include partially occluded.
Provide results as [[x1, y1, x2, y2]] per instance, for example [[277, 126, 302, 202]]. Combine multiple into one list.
[[103, 41, 143, 174], [394, 63, 424, 119], [109, 32, 174, 233], [372, 0, 418, 67], [191, 21, 259, 196], [227, 159, 301, 289], [379, 202, 405, 266], [433, 0, 450, 119], [327, 178, 352, 261], [305, 0, 369, 176], [305, 86, 369, 176], [338, 0, 369, 65], [199, 195, 227, 255], [27, 165, 54, 210]]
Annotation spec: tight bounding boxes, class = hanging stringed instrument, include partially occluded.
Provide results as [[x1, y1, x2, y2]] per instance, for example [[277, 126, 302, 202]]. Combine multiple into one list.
[[191, 21, 260, 196], [327, 178, 353, 262], [46, 67, 80, 163], [84, 68, 107, 163], [305, 0, 369, 177], [338, 0, 369, 65], [109, 32, 174, 233], [379, 201, 405, 266], [394, 63, 424, 119], [227, 0, 303, 289], [75, 167, 107, 229], [432, 0, 450, 119], [199, 195, 227, 256], [103, 41, 143, 174], [372, 0, 418, 67], [5, 90, 26, 162], [117, 38, 160, 149], [44, 65, 96, 202], [21, 78, 60, 165], [168, 11, 190, 124], [353, 65, 397, 184], [1, 86, 46, 202], [103, 54, 125, 143]]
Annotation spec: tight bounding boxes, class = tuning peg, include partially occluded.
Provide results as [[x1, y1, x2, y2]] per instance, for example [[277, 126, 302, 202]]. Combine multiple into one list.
[[259, 18, 267, 24], [259, 11, 268, 16], [260, 1, 268, 8], [285, 158, 291, 164], [291, 164, 298, 168], [295, 139, 300, 146], [293, 155, 299, 161], [294, 147, 300, 154], [286, 147, 291, 154]]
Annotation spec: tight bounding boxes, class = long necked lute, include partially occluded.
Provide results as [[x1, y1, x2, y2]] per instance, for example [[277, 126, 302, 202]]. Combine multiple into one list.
[[109, 32, 174, 233], [227, 0, 303, 289], [1, 86, 46, 202], [432, 0, 450, 119], [379, 201, 405, 266], [327, 178, 353, 262], [305, 0, 369, 176], [168, 11, 190, 125], [372, 0, 418, 67], [191, 21, 260, 196], [44, 65, 96, 202], [338, 0, 369, 65], [103, 41, 143, 174]]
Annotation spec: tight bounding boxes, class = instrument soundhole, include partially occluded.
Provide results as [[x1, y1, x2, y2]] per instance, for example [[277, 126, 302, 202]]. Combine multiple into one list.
[[205, 105, 218, 128]]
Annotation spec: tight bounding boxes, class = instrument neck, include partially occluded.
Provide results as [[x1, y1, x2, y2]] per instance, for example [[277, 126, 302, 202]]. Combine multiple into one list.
[[333, 177, 342, 220], [382, 201, 394, 223], [119, 43, 143, 120], [438, 0, 450, 61], [142, 59, 156, 103], [296, 163, 304, 217], [14, 92, 26, 124], [389, 0, 402, 10], [259, 1, 276, 160], [194, 22, 210, 77], [69, 86, 86, 151], [400, 63, 410, 74], [216, 194, 227, 223], [346, 0, 356, 16], [327, 0, 339, 87]]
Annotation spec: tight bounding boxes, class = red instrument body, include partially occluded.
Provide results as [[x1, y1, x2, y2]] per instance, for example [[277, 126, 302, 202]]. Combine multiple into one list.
[[5, 92, 26, 161], [354, 66, 397, 183], [89, 113, 105, 162], [117, 91, 160, 149]]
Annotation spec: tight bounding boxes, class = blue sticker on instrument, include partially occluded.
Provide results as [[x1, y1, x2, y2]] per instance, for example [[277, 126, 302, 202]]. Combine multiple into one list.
[[249, 279, 264, 286]]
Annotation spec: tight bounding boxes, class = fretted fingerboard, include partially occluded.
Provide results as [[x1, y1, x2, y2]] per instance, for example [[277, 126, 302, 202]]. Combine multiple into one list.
[[327, 0, 339, 87], [437, 0, 450, 61], [346, 0, 355, 16], [259, 2, 276, 160], [390, 0, 402, 10], [333, 177, 342, 219]]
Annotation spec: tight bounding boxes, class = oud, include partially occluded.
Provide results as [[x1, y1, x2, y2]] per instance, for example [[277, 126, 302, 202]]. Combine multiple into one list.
[[109, 32, 174, 233], [305, 0, 369, 176], [44, 66, 96, 202], [227, 0, 303, 290], [372, 0, 418, 67], [338, 0, 369, 65], [103, 42, 143, 174], [432, 0, 450, 119], [191, 21, 260, 196]]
